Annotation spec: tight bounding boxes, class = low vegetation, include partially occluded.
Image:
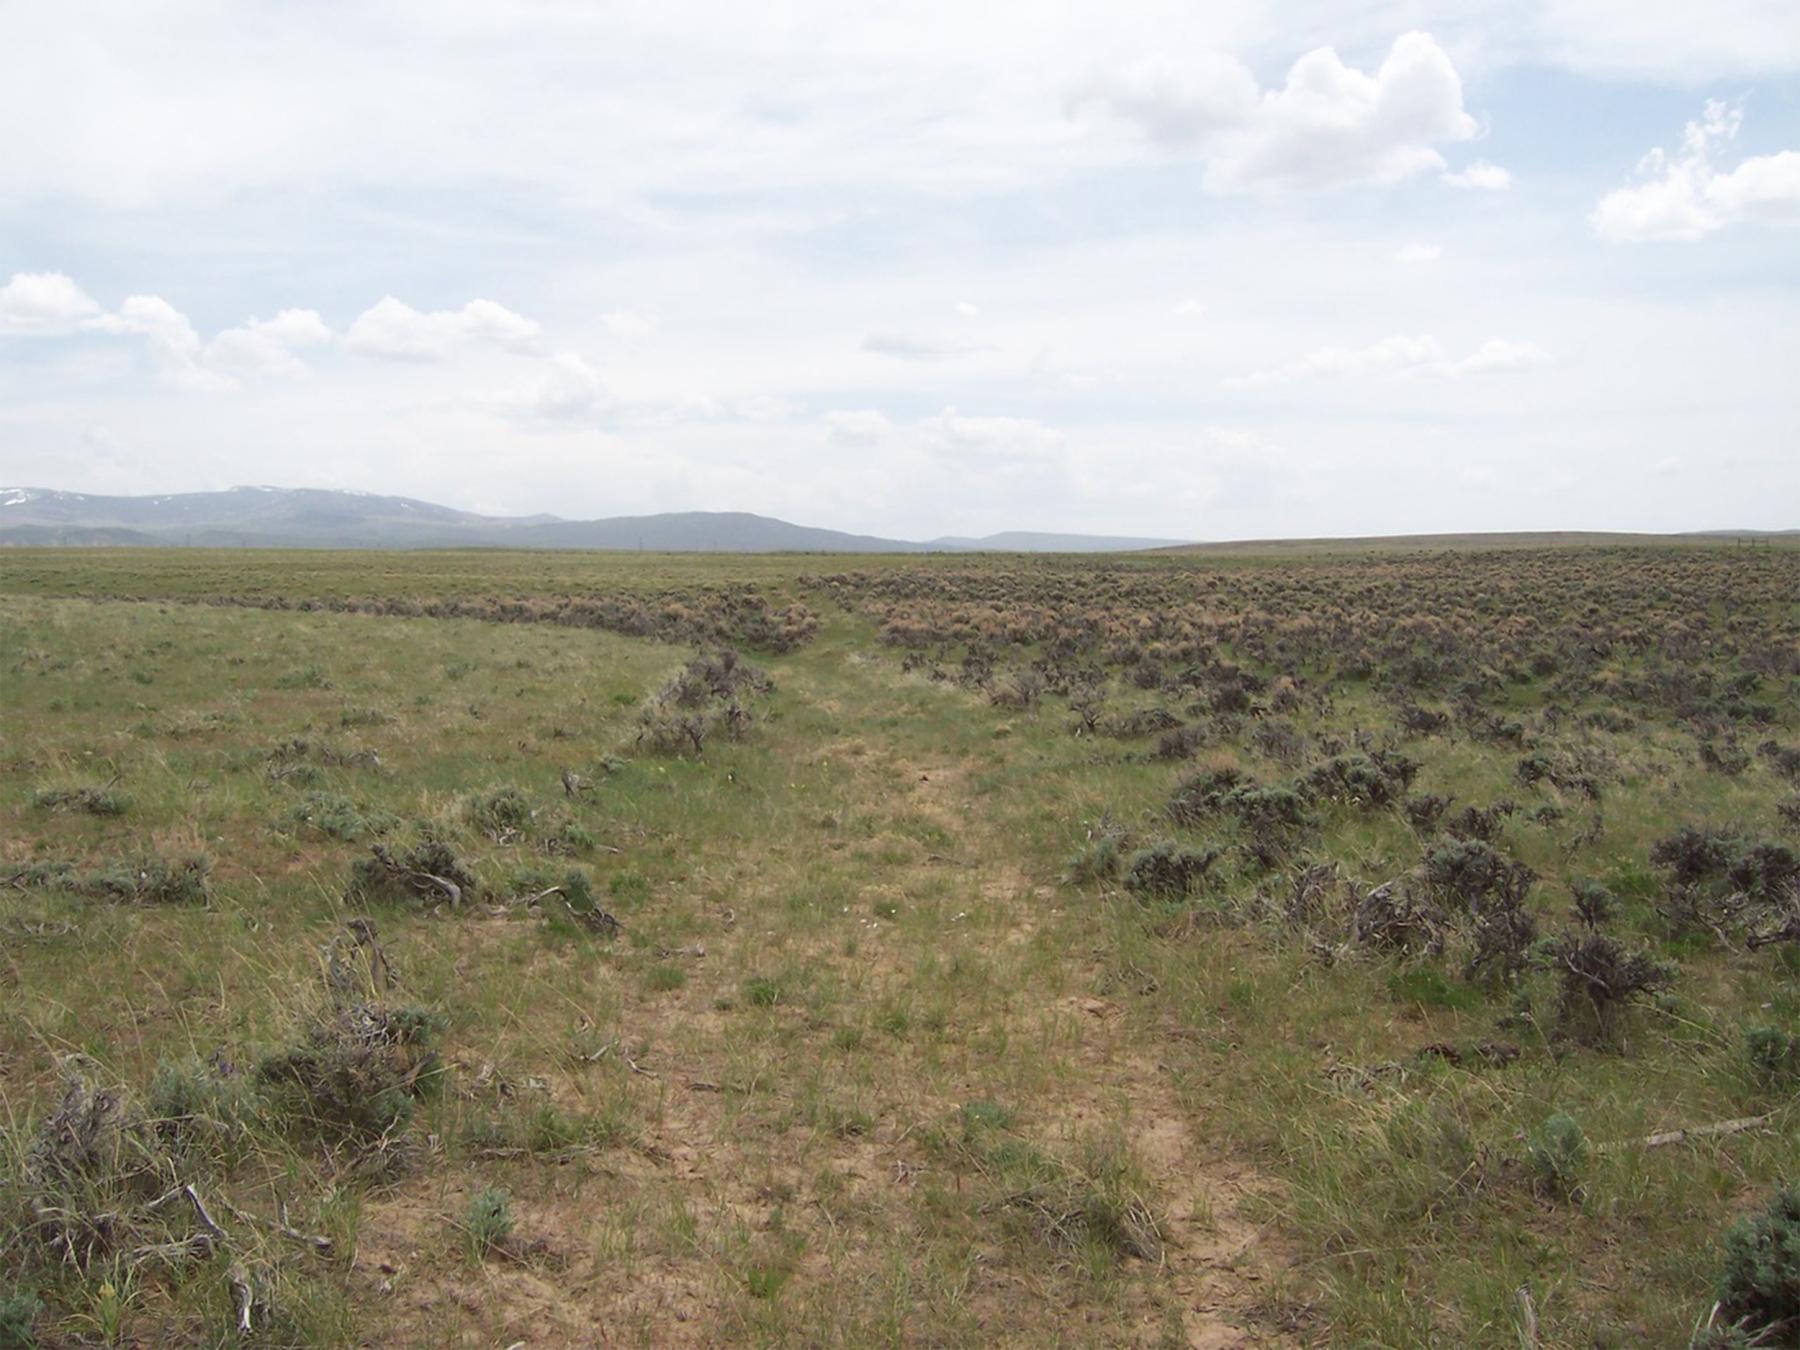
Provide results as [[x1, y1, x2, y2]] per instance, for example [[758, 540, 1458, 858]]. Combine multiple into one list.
[[2, 540, 1795, 1345]]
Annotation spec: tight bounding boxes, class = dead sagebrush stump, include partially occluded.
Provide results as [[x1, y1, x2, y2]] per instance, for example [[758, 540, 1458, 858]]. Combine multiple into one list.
[[346, 842, 474, 908], [25, 1065, 172, 1269]]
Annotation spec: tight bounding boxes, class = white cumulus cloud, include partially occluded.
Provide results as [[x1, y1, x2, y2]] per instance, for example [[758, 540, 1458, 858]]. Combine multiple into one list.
[[7, 275, 331, 387], [1592, 100, 1800, 241], [205, 309, 333, 378], [0, 272, 103, 335], [86, 295, 234, 391], [1080, 32, 1481, 193], [345, 296, 542, 359]]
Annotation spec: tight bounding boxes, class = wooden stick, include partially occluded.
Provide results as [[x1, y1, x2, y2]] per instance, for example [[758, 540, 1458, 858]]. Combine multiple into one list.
[[1597, 1113, 1773, 1153]]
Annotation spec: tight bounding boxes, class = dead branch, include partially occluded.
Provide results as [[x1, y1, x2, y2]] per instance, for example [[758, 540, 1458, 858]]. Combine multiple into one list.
[[1747, 908, 1800, 949], [229, 1260, 254, 1333], [275, 1199, 334, 1254], [1597, 1113, 1774, 1153], [147, 1183, 228, 1241]]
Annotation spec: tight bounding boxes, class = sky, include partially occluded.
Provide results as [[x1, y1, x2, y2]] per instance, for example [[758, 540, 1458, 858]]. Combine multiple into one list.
[[1, 1, 1797, 541]]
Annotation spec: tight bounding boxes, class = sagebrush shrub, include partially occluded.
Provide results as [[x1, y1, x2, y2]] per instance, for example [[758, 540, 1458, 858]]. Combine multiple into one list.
[[1303, 750, 1418, 808], [31, 783, 129, 816], [346, 840, 477, 906], [256, 1003, 444, 1149], [1425, 839, 1532, 912], [1543, 929, 1671, 1044], [1651, 826, 1738, 887], [1571, 879, 1618, 931], [1444, 800, 1514, 842], [1526, 1112, 1588, 1202], [464, 1186, 515, 1262], [1729, 843, 1800, 905], [1123, 843, 1219, 900], [1063, 832, 1124, 885], [147, 1055, 260, 1164], [285, 790, 398, 841], [1167, 767, 1247, 826], [1715, 1183, 1800, 1342], [465, 784, 534, 839], [1404, 794, 1451, 832], [87, 855, 212, 905], [0, 1289, 39, 1347]]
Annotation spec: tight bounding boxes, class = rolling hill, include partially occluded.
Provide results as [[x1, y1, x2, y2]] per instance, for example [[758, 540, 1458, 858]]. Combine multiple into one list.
[[0, 487, 1190, 553]]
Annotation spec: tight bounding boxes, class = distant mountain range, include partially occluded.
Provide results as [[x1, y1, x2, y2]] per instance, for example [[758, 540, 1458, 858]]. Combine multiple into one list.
[[0, 487, 1192, 553]]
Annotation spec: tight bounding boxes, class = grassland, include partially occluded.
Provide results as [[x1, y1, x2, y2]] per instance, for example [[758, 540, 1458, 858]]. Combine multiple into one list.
[[1, 543, 1796, 1347]]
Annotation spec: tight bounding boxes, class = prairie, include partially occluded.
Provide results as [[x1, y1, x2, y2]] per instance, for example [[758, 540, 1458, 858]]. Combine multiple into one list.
[[2, 542, 1796, 1347]]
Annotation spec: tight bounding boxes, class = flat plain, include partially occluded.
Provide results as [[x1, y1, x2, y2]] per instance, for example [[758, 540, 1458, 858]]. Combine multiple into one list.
[[2, 541, 1797, 1347]]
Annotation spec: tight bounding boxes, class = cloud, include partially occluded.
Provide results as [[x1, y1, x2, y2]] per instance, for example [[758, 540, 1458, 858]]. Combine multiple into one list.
[[0, 272, 102, 335], [345, 296, 542, 359], [1080, 32, 1480, 192], [1592, 100, 1800, 241], [861, 332, 982, 360], [498, 351, 608, 422], [86, 295, 234, 391], [1441, 159, 1512, 190], [1392, 243, 1444, 263], [205, 309, 333, 378], [1227, 334, 1552, 386], [5, 275, 328, 387], [6, 3, 1798, 226]]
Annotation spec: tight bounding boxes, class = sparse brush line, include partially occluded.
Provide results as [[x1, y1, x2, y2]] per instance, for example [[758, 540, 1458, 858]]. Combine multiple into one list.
[[27, 585, 820, 653]]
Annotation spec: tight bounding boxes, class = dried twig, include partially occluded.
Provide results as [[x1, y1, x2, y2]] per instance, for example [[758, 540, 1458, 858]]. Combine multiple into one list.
[[147, 1183, 228, 1241], [276, 1199, 333, 1253]]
